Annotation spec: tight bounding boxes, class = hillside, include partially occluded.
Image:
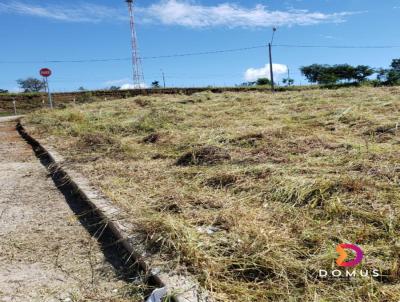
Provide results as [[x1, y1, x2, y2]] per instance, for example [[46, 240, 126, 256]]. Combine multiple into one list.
[[25, 87, 400, 301], [0, 87, 273, 115]]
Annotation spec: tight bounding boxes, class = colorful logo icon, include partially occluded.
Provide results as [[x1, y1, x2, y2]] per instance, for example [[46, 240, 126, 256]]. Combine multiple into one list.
[[336, 244, 364, 267]]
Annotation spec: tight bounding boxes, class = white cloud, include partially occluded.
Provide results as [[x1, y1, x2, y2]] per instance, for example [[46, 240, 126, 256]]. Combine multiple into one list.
[[120, 83, 147, 90], [320, 34, 340, 40], [144, 0, 359, 28], [0, 1, 125, 23], [244, 64, 288, 82], [0, 1, 360, 27], [105, 78, 131, 86]]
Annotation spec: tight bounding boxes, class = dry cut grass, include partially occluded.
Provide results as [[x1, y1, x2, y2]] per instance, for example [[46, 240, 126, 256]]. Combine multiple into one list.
[[26, 87, 400, 301]]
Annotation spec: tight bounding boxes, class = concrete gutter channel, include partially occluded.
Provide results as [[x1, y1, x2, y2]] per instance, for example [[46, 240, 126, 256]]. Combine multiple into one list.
[[15, 121, 211, 302]]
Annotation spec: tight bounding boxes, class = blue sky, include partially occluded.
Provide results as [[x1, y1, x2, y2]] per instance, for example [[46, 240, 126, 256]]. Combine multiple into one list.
[[0, 0, 399, 92]]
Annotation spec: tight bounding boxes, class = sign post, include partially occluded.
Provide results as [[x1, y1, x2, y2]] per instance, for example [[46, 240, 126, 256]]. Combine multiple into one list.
[[40, 68, 53, 109], [12, 99, 17, 115]]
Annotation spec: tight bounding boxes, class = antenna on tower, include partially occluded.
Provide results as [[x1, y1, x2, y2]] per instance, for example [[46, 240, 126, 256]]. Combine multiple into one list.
[[125, 0, 145, 89]]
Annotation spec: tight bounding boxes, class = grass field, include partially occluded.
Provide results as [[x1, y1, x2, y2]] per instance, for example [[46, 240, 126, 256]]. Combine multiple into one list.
[[0, 112, 13, 117], [26, 87, 400, 301]]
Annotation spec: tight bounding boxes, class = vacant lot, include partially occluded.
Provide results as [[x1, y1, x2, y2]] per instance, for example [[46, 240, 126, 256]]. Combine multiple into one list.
[[26, 87, 400, 301]]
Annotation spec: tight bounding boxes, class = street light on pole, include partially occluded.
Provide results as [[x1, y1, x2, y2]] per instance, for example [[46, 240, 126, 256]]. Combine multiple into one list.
[[268, 27, 277, 92]]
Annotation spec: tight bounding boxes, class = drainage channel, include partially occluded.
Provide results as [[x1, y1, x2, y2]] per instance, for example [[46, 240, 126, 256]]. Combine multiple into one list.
[[16, 122, 164, 302]]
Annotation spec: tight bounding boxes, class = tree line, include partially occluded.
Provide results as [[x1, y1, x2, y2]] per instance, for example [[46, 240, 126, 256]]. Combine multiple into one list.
[[3, 58, 400, 93], [300, 58, 400, 86], [241, 58, 400, 87]]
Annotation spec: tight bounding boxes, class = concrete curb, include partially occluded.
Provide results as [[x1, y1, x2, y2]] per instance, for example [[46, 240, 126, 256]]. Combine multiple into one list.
[[16, 122, 211, 302], [0, 115, 25, 123]]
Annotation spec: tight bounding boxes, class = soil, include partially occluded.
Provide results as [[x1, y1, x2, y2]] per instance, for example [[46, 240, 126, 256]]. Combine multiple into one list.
[[0, 118, 140, 302], [142, 133, 160, 144]]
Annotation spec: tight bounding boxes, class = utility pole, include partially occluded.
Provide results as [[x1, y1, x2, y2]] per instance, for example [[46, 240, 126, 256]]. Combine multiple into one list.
[[268, 43, 274, 92], [287, 68, 290, 87], [161, 69, 166, 88], [268, 27, 277, 92]]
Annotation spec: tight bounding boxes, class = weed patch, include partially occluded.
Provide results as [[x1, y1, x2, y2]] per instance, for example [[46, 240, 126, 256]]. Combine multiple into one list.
[[78, 132, 122, 152], [176, 146, 231, 166]]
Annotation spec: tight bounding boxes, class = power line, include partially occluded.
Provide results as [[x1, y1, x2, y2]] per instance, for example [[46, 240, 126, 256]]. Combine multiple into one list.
[[142, 45, 267, 59], [0, 57, 130, 64], [1, 43, 400, 65], [0, 45, 267, 64], [274, 44, 400, 49]]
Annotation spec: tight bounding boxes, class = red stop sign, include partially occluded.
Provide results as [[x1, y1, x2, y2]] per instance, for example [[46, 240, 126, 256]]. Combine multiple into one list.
[[40, 68, 52, 77]]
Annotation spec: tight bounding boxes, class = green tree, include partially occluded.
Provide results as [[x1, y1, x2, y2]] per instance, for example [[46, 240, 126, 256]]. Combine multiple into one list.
[[319, 72, 339, 85], [388, 59, 400, 84], [17, 78, 46, 93], [301, 64, 374, 85], [300, 64, 335, 84], [376, 68, 388, 82], [239, 82, 256, 87], [376, 59, 400, 85], [354, 65, 374, 82], [332, 64, 355, 82], [390, 59, 400, 71], [300, 64, 322, 83], [0, 89, 8, 93], [109, 86, 120, 91], [256, 78, 271, 86], [387, 70, 400, 85], [282, 78, 294, 86], [152, 81, 160, 88]]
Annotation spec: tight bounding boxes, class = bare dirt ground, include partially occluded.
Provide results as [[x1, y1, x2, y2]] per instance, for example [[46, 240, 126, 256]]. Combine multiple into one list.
[[0, 118, 141, 302]]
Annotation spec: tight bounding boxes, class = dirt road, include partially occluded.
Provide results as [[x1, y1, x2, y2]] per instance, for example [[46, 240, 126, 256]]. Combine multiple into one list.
[[0, 118, 141, 302]]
